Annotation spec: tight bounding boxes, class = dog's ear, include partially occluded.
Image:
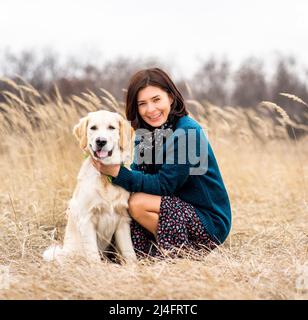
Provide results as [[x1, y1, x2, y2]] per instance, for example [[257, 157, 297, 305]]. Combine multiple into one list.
[[73, 116, 89, 151], [118, 115, 134, 158]]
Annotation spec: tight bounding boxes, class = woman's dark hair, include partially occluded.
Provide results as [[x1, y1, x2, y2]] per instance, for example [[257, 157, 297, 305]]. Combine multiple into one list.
[[125, 68, 188, 130]]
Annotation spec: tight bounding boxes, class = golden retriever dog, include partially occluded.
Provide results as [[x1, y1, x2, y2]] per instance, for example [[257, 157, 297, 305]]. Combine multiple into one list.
[[43, 110, 137, 263]]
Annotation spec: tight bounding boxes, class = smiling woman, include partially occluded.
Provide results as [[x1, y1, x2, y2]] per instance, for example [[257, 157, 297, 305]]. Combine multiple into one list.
[[94, 68, 232, 258], [137, 86, 173, 127]]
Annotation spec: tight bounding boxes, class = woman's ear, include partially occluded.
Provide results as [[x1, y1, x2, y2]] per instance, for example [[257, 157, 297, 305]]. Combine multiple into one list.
[[73, 116, 89, 150], [168, 93, 174, 106]]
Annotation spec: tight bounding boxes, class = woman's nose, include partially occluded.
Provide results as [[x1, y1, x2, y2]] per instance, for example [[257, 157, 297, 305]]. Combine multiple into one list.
[[146, 102, 156, 113]]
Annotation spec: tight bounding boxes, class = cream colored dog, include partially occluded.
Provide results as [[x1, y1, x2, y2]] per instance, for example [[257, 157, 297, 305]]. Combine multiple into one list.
[[43, 110, 137, 263]]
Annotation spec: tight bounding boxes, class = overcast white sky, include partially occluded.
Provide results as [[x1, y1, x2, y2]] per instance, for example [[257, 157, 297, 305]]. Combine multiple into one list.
[[0, 0, 307, 77]]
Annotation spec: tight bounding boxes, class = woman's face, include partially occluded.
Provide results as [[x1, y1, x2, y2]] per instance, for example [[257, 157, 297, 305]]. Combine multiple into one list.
[[137, 85, 173, 128]]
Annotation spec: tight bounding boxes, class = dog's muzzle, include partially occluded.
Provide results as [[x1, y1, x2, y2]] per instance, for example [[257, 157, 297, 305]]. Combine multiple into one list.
[[92, 138, 113, 159]]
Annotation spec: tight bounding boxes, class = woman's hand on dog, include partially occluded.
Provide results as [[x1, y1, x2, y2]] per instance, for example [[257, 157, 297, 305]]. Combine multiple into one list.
[[91, 159, 121, 178]]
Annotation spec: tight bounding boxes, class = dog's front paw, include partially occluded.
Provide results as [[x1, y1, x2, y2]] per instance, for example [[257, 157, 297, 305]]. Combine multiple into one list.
[[83, 253, 102, 264], [122, 251, 137, 264], [42, 244, 64, 263]]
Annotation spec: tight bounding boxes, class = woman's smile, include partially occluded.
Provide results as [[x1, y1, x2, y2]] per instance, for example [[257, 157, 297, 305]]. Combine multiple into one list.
[[146, 112, 162, 122], [137, 86, 173, 128]]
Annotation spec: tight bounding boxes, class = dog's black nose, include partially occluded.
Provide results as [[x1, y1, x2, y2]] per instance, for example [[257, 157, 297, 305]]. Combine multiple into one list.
[[95, 137, 107, 148]]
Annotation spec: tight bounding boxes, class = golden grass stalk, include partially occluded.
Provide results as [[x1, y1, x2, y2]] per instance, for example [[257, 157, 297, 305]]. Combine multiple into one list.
[[259, 101, 292, 125], [82, 90, 102, 107], [0, 77, 20, 90], [19, 85, 41, 98], [279, 93, 308, 107], [100, 88, 121, 110], [53, 84, 63, 105], [185, 82, 194, 99], [2, 91, 27, 107]]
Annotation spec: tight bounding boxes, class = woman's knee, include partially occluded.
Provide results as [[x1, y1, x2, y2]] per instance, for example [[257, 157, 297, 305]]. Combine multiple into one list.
[[128, 193, 145, 219]]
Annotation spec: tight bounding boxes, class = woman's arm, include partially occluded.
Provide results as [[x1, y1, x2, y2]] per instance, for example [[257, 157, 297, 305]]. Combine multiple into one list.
[[92, 126, 207, 196], [92, 138, 190, 195], [112, 161, 190, 195]]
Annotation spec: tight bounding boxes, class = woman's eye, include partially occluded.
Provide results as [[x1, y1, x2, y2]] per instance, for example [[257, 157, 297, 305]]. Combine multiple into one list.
[[90, 125, 97, 130], [138, 103, 145, 107], [108, 125, 116, 130], [154, 98, 160, 102]]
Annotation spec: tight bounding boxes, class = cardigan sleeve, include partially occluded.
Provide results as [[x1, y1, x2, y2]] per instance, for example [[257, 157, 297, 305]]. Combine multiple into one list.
[[112, 162, 190, 195], [112, 127, 206, 195]]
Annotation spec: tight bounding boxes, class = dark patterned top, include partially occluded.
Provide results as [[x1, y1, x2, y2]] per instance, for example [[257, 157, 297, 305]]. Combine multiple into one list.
[[136, 115, 178, 174]]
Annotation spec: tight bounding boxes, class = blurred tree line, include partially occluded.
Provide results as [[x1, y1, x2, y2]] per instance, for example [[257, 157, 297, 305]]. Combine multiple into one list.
[[0, 49, 307, 128]]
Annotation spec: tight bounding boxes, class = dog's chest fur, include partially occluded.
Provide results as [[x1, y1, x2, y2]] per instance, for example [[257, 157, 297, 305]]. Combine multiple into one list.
[[72, 158, 131, 237]]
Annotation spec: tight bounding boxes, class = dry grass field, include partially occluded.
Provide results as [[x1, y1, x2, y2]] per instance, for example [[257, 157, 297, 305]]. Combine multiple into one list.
[[0, 79, 307, 299]]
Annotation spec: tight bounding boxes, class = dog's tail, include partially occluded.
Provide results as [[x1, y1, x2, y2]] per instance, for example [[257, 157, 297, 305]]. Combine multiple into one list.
[[43, 244, 63, 262]]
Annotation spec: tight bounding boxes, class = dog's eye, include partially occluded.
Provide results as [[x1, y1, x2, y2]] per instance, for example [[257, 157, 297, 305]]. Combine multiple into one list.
[[108, 125, 116, 130], [90, 125, 97, 130]]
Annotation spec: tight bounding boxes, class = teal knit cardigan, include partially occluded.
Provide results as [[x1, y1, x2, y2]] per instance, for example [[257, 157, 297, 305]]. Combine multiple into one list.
[[112, 115, 232, 244]]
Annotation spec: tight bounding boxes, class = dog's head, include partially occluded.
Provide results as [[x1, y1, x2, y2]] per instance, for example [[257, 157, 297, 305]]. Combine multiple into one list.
[[73, 110, 134, 164]]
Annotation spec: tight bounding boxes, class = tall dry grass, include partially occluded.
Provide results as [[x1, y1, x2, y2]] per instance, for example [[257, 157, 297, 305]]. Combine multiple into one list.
[[0, 78, 307, 299]]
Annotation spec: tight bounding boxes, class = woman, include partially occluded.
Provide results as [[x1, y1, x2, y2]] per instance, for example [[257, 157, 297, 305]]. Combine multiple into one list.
[[92, 68, 231, 258]]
